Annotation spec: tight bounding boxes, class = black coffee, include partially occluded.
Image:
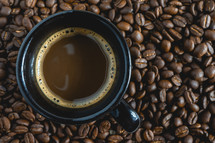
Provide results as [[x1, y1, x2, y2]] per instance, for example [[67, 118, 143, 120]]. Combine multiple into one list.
[[43, 35, 107, 100], [35, 27, 116, 108]]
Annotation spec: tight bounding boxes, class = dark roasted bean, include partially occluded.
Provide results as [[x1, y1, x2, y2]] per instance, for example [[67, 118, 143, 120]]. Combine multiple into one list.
[[107, 135, 123, 142], [117, 21, 131, 31], [174, 117, 183, 127], [143, 129, 154, 141], [173, 15, 187, 27], [164, 6, 178, 15], [205, 30, 215, 41], [135, 58, 147, 69], [190, 24, 204, 37], [143, 49, 156, 60], [175, 126, 189, 138], [193, 43, 207, 58], [200, 110, 211, 123], [59, 2, 72, 10], [131, 30, 144, 43], [135, 13, 145, 26], [200, 14, 211, 29], [37, 133, 50, 143]]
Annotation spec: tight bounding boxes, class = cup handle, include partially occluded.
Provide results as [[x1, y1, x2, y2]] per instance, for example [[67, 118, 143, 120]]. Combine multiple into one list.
[[110, 99, 141, 133]]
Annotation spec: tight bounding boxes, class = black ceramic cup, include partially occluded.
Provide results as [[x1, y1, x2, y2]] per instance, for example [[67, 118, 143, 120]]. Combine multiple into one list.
[[16, 10, 140, 133]]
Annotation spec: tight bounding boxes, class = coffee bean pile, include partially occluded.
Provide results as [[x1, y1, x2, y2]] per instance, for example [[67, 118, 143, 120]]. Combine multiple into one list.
[[1, 0, 215, 142]]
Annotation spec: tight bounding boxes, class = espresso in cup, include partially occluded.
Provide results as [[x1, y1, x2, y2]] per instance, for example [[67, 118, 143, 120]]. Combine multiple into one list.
[[17, 11, 140, 132], [35, 27, 117, 108]]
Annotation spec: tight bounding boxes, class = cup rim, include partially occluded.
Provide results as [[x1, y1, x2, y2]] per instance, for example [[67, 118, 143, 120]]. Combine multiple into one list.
[[16, 10, 132, 124]]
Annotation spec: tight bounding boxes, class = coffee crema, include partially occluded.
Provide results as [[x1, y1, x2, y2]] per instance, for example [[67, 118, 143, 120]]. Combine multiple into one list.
[[35, 27, 116, 108]]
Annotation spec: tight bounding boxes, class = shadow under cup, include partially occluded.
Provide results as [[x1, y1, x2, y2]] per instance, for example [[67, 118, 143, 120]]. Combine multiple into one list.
[[17, 11, 138, 131]]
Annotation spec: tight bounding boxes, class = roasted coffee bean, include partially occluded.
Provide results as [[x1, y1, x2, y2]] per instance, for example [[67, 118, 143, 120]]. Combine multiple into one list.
[[205, 65, 215, 78], [30, 123, 43, 134], [131, 30, 144, 43], [99, 120, 111, 133], [200, 14, 211, 29], [161, 40, 171, 52], [161, 70, 173, 79], [142, 49, 156, 60], [205, 0, 215, 12], [200, 110, 211, 123], [193, 43, 207, 58], [89, 5, 100, 14], [130, 47, 141, 58], [37, 133, 50, 143], [164, 6, 178, 15], [59, 2, 72, 10], [114, 0, 126, 8], [135, 13, 145, 26], [169, 62, 183, 74], [184, 91, 196, 104], [1, 30, 11, 41], [189, 103, 200, 112], [0, 6, 11, 16], [12, 101, 27, 112], [88, 0, 99, 4], [46, 0, 56, 7], [0, 116, 11, 132], [26, 0, 36, 8], [146, 71, 155, 84], [174, 117, 183, 127], [117, 21, 131, 31], [205, 30, 215, 41], [132, 69, 141, 82], [171, 75, 182, 86], [129, 81, 136, 96], [74, 4, 86, 10], [108, 9, 115, 21], [168, 28, 182, 40], [154, 57, 165, 69], [188, 112, 198, 125], [16, 119, 29, 126], [120, 6, 133, 14], [182, 53, 193, 63], [135, 58, 147, 69], [190, 24, 204, 37], [78, 124, 89, 137], [161, 14, 172, 20], [107, 135, 123, 142], [175, 126, 189, 138], [14, 126, 28, 134], [145, 11, 156, 21], [135, 128, 142, 142], [97, 132, 109, 140], [184, 135, 193, 143], [21, 110, 35, 122], [88, 125, 98, 140], [150, 31, 162, 44], [24, 132, 35, 143], [184, 39, 195, 52], [37, 0, 45, 7], [162, 113, 172, 128], [190, 68, 204, 82], [122, 13, 133, 25], [143, 129, 154, 141], [22, 16, 32, 31], [173, 15, 187, 27], [99, 2, 111, 11]]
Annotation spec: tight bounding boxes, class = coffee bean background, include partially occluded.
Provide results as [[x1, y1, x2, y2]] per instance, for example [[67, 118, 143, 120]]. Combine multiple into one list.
[[1, 0, 215, 142]]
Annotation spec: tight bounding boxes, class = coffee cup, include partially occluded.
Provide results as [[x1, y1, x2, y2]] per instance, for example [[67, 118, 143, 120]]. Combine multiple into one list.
[[16, 10, 140, 133]]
